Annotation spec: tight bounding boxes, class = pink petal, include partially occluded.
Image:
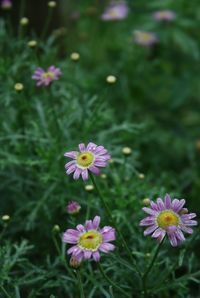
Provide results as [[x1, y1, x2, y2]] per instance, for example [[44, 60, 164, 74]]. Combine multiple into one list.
[[142, 207, 157, 216], [99, 243, 115, 252], [65, 160, 76, 169], [78, 143, 86, 152], [85, 220, 94, 230], [84, 250, 92, 259], [93, 216, 101, 229], [76, 224, 85, 232], [89, 165, 100, 175], [92, 251, 100, 262], [73, 168, 82, 180], [164, 194, 172, 209], [81, 169, 88, 181], [66, 164, 76, 175], [156, 198, 165, 210], [140, 216, 155, 226], [64, 151, 78, 159], [144, 224, 157, 236], [168, 233, 178, 247]]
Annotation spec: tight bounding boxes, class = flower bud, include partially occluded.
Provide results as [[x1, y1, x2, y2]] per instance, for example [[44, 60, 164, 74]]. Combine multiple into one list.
[[14, 83, 24, 92], [70, 52, 80, 61], [2, 214, 10, 221], [138, 173, 145, 179], [66, 201, 81, 215], [143, 198, 151, 206], [84, 184, 94, 192], [20, 17, 29, 26], [70, 256, 81, 268], [106, 75, 117, 84], [28, 40, 37, 48], [100, 173, 107, 179], [52, 224, 60, 233], [48, 1, 56, 8], [122, 147, 132, 155]]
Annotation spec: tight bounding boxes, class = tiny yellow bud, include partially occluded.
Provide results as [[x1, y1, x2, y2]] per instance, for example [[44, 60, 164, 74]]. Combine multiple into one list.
[[100, 173, 107, 179], [2, 215, 10, 221], [28, 40, 37, 48], [106, 75, 117, 84], [70, 52, 80, 61], [14, 83, 24, 91], [85, 184, 94, 192], [143, 198, 151, 206], [108, 159, 114, 164], [138, 173, 145, 179], [122, 147, 132, 155], [20, 17, 29, 26], [48, 1, 56, 8], [52, 224, 60, 233]]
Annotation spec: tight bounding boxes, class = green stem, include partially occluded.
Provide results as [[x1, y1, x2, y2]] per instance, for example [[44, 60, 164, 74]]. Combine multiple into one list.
[[76, 269, 85, 298], [97, 263, 130, 298], [41, 9, 53, 39], [89, 173, 141, 277], [0, 286, 13, 298], [142, 237, 165, 297]]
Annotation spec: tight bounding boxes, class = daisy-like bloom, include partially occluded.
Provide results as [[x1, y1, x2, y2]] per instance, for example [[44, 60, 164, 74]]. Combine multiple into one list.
[[32, 66, 61, 87], [133, 30, 158, 47], [1, 0, 12, 10], [140, 194, 197, 247], [153, 10, 176, 22], [63, 216, 115, 262], [67, 201, 81, 215], [64, 142, 111, 181], [101, 1, 128, 21]]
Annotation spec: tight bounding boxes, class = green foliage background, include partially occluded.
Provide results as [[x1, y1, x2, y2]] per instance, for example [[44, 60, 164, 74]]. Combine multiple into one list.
[[0, 0, 200, 297]]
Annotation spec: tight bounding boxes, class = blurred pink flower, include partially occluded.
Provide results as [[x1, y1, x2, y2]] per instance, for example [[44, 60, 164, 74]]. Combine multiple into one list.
[[153, 10, 176, 22], [32, 66, 61, 87], [133, 30, 158, 47], [101, 1, 128, 21], [67, 201, 81, 215], [1, 0, 12, 9]]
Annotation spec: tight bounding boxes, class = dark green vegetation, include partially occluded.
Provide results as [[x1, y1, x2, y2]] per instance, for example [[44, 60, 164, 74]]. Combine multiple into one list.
[[0, 0, 200, 297]]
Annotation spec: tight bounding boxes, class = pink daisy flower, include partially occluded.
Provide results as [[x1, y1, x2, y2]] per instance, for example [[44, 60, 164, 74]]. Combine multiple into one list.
[[140, 194, 197, 247], [133, 30, 158, 47], [32, 66, 61, 87], [101, 1, 128, 21], [64, 142, 111, 181], [66, 201, 81, 215], [63, 216, 116, 262], [153, 10, 176, 22]]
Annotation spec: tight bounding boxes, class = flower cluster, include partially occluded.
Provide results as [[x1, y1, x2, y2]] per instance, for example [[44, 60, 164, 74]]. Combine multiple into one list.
[[140, 194, 197, 246], [63, 216, 116, 262]]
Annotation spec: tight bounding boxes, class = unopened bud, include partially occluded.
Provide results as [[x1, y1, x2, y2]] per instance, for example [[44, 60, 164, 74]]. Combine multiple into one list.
[[14, 83, 24, 91], [70, 256, 81, 268], [85, 184, 94, 192], [106, 75, 117, 84], [20, 17, 29, 26], [70, 52, 80, 61], [52, 224, 60, 233], [143, 198, 151, 206], [2, 214, 10, 221], [122, 147, 132, 155], [48, 1, 56, 8]]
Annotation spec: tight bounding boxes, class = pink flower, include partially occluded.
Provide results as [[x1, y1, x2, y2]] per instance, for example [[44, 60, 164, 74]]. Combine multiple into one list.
[[101, 1, 128, 21], [133, 30, 158, 47], [32, 66, 61, 87], [67, 201, 81, 215], [140, 194, 197, 247], [63, 216, 116, 262], [153, 10, 176, 22], [64, 142, 111, 181], [1, 0, 12, 9]]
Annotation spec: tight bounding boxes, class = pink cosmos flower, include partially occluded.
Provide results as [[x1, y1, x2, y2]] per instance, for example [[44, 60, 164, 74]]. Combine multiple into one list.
[[1, 0, 12, 9], [32, 66, 61, 87], [153, 10, 176, 22], [133, 30, 158, 47], [63, 216, 116, 262], [64, 142, 111, 181], [67, 201, 81, 215], [101, 1, 128, 21], [140, 194, 197, 247]]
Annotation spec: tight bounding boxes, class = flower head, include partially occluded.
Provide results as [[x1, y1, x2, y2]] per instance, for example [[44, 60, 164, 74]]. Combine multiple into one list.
[[1, 0, 12, 10], [20, 17, 29, 26], [64, 142, 111, 181], [32, 66, 61, 87], [140, 194, 197, 247], [153, 10, 176, 22], [63, 216, 115, 262], [101, 1, 128, 21], [48, 1, 56, 8], [133, 30, 158, 47], [28, 40, 37, 48], [67, 201, 81, 215]]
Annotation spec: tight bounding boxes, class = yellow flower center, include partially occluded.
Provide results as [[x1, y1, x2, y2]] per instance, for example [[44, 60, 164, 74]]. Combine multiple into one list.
[[138, 33, 152, 42], [157, 210, 180, 229], [78, 230, 102, 251], [108, 9, 119, 17], [42, 71, 55, 79], [76, 152, 94, 168]]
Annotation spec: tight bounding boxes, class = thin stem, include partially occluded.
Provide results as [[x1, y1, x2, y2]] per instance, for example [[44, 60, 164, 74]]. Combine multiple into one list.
[[0, 286, 13, 298], [97, 263, 130, 298], [142, 237, 165, 297], [89, 173, 141, 277], [41, 9, 53, 39], [76, 269, 85, 298]]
